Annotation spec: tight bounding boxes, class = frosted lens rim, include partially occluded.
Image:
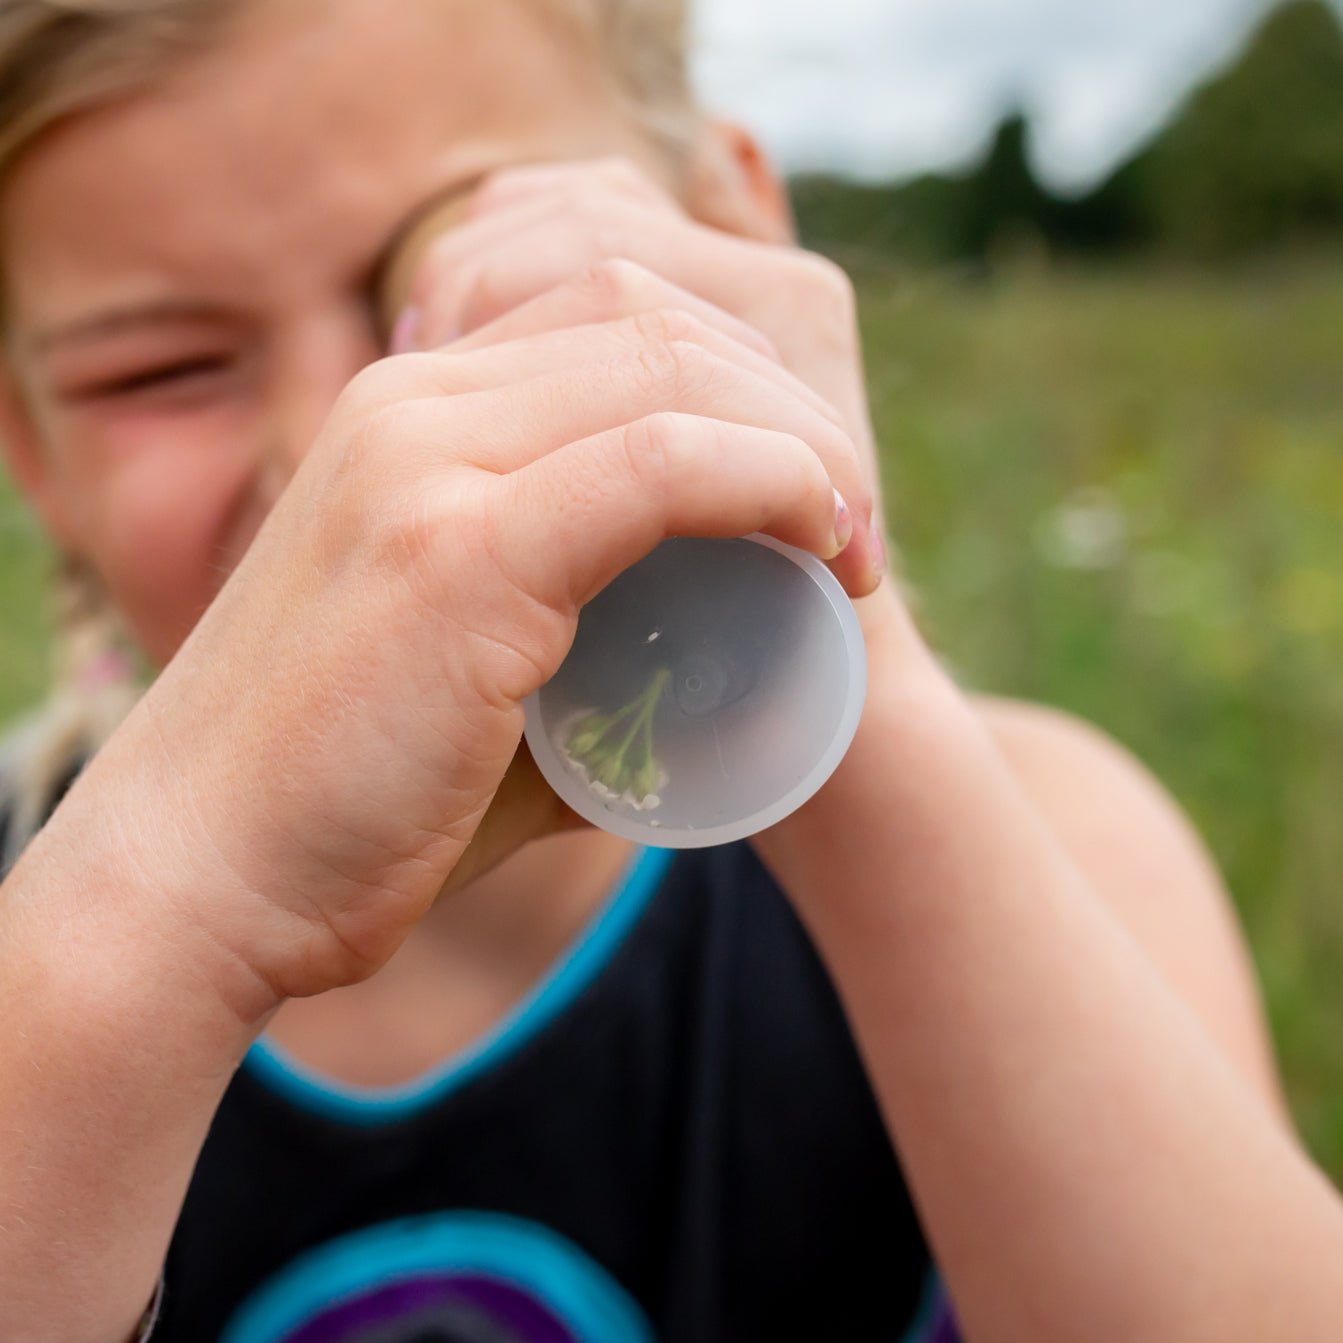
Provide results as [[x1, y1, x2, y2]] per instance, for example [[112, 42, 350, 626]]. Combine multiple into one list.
[[523, 535, 867, 849]]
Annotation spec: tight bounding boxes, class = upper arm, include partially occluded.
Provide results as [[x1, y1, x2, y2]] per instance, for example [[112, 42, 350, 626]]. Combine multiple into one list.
[[975, 696, 1289, 1122]]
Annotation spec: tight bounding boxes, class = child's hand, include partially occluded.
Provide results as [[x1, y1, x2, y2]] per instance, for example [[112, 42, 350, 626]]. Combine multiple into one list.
[[89, 302, 868, 1012], [393, 157, 889, 595], [379, 160, 919, 886]]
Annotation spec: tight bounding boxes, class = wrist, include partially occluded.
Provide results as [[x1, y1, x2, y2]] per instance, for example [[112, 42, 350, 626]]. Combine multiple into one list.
[[19, 745, 283, 1045], [0, 768, 269, 1343], [750, 639, 987, 922]]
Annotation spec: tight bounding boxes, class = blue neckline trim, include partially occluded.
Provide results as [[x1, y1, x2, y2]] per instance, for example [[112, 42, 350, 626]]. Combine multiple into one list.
[[243, 845, 674, 1126]]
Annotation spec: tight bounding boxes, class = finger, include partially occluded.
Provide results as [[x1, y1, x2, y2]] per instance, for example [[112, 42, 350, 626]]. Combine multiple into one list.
[[396, 199, 878, 539], [390, 342, 864, 516], [414, 203, 675, 345], [450, 260, 781, 365], [393, 184, 870, 464], [409, 176, 678, 348], [343, 307, 842, 450], [407, 193, 576, 342], [496, 414, 846, 608], [409, 205, 870, 464], [463, 155, 678, 221], [436, 742, 583, 899], [421, 310, 845, 436], [356, 328, 872, 579], [408, 203, 788, 353]]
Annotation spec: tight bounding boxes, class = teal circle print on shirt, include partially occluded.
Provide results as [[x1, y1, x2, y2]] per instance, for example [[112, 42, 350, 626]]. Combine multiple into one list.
[[219, 1212, 656, 1343]]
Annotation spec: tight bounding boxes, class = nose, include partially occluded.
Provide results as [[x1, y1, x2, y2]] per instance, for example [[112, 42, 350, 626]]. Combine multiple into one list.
[[258, 306, 383, 492]]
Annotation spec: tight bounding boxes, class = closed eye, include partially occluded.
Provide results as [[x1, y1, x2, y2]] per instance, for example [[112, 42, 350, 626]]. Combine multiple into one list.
[[79, 354, 237, 400]]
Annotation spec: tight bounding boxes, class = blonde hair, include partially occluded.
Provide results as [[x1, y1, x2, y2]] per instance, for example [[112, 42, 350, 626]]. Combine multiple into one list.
[[0, 0, 697, 867], [538, 0, 700, 157]]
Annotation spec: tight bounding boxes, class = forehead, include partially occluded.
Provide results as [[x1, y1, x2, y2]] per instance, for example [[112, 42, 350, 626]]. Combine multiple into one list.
[[1, 0, 640, 328]]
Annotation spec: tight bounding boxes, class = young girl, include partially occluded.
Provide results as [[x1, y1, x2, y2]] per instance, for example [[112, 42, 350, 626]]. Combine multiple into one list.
[[2, 2, 1341, 1340]]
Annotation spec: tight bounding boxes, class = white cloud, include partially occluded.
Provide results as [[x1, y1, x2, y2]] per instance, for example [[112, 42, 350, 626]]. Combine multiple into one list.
[[690, 0, 1326, 188]]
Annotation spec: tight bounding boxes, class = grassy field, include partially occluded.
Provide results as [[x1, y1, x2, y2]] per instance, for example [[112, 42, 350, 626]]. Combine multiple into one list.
[[0, 467, 53, 717], [856, 256, 1343, 1174], [2, 260, 1342, 1174]]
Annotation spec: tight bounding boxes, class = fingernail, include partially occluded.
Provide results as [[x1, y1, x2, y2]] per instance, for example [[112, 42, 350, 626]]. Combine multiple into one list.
[[833, 489, 854, 554], [389, 305, 422, 355], [870, 524, 888, 575]]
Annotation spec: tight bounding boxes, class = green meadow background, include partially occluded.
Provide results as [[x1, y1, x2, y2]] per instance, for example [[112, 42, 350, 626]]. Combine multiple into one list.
[[860, 256, 1343, 1175], [3, 258, 1342, 1175]]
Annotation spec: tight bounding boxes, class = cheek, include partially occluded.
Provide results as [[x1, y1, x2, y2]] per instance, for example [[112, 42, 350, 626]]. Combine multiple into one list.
[[70, 422, 260, 665]]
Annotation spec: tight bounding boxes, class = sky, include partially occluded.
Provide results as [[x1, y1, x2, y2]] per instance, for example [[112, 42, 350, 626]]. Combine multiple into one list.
[[691, 0, 1329, 190]]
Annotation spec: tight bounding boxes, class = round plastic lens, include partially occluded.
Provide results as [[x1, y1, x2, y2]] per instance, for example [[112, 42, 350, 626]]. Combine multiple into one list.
[[524, 536, 867, 849]]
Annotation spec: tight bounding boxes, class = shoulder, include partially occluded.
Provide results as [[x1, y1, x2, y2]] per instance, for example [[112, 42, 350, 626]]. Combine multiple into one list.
[[971, 695, 1287, 1116], [973, 696, 1216, 890]]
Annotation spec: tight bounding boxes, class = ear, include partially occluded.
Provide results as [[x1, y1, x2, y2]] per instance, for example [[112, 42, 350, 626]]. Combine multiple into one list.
[[682, 120, 797, 246], [0, 367, 78, 552]]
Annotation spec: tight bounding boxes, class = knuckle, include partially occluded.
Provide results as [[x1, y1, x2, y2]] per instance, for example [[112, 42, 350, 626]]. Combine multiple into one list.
[[631, 304, 709, 349], [329, 360, 409, 427], [336, 400, 412, 483], [796, 253, 858, 331], [665, 339, 730, 397], [365, 474, 485, 597], [630, 337, 679, 393], [801, 251, 856, 303], [630, 336, 722, 403], [618, 412, 682, 491], [578, 257, 653, 316], [369, 486, 441, 578]]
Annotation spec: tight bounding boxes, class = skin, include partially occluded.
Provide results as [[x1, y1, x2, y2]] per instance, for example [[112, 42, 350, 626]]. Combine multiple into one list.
[[3, 2, 1342, 1341]]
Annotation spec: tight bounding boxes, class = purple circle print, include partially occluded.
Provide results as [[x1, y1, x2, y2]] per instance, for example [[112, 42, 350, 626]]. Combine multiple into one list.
[[220, 1213, 654, 1343], [284, 1272, 574, 1343]]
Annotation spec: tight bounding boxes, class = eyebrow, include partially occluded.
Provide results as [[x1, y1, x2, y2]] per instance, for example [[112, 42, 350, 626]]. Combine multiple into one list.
[[25, 300, 232, 357], [27, 167, 500, 359]]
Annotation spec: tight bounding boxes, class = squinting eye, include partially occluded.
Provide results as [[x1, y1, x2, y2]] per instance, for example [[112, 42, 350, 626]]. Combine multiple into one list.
[[75, 354, 238, 403]]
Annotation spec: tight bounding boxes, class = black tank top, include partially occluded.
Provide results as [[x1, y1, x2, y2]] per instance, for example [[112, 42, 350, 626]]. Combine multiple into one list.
[[4, 791, 959, 1341]]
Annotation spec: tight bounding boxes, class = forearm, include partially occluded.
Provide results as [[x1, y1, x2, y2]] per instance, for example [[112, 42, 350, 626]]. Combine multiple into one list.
[[0, 762, 272, 1343], [757, 661, 1343, 1341]]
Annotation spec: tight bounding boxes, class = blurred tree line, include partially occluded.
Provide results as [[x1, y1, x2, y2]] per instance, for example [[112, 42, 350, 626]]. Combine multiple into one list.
[[792, 0, 1343, 264]]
